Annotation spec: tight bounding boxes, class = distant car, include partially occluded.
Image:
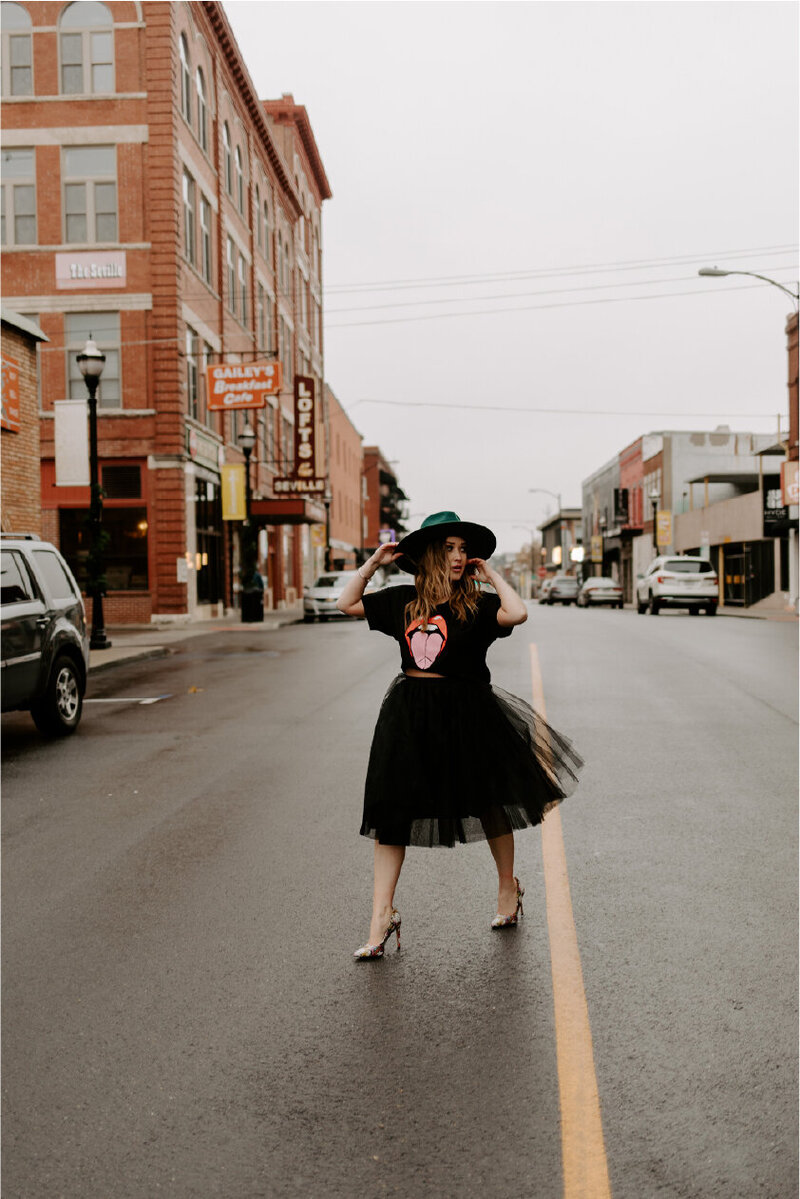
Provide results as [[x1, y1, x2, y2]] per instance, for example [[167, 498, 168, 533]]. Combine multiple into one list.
[[1, 534, 90, 736], [303, 571, 365, 621], [538, 577, 554, 603], [546, 575, 579, 605], [380, 573, 413, 589], [577, 577, 624, 609], [636, 555, 718, 616]]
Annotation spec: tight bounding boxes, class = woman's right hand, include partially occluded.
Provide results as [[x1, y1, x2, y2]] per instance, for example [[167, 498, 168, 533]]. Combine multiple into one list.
[[370, 542, 400, 570]]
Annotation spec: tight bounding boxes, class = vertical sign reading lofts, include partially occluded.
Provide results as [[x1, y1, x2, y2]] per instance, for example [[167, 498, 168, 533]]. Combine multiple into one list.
[[274, 376, 326, 496]]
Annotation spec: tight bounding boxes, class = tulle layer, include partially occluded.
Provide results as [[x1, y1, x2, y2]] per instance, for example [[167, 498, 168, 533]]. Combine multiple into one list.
[[361, 674, 583, 848]]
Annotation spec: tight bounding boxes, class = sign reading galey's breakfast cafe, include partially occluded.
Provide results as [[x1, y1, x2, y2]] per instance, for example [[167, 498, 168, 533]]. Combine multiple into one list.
[[274, 376, 326, 496], [206, 361, 283, 410]]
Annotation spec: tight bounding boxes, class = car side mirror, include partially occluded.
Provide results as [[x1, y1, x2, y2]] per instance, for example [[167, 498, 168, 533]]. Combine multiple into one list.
[[636, 573, 643, 579]]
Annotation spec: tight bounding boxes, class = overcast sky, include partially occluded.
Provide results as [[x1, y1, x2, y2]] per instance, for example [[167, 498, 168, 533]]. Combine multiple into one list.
[[226, 0, 798, 552]]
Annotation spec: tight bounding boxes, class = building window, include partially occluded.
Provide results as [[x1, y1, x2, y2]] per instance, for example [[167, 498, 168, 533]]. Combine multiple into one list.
[[66, 311, 121, 409], [182, 170, 195, 265], [222, 123, 232, 195], [281, 416, 292, 470], [59, 1, 114, 95], [195, 67, 207, 151], [179, 33, 192, 124], [200, 340, 213, 428], [254, 185, 262, 249], [0, 147, 36, 246], [199, 194, 212, 284], [263, 198, 271, 262], [63, 144, 116, 243], [256, 283, 265, 350], [280, 316, 292, 386], [60, 506, 148, 591], [186, 326, 198, 420], [1, 2, 33, 96], [238, 254, 248, 323], [235, 145, 244, 214], [226, 237, 236, 314]]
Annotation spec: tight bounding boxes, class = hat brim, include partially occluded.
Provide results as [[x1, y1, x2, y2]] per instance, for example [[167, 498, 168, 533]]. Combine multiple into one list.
[[394, 521, 497, 574]]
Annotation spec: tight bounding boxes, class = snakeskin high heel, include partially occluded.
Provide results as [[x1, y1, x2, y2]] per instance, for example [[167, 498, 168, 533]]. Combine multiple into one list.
[[491, 878, 524, 929], [353, 910, 401, 960]]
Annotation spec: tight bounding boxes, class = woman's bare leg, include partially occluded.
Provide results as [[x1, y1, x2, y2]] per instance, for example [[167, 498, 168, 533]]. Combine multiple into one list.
[[367, 841, 406, 944], [488, 832, 518, 915]]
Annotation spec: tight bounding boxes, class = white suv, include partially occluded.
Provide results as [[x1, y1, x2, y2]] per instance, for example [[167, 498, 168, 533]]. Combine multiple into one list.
[[636, 555, 719, 616]]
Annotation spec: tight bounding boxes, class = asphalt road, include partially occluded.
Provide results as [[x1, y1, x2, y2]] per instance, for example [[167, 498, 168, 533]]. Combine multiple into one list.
[[2, 605, 797, 1199]]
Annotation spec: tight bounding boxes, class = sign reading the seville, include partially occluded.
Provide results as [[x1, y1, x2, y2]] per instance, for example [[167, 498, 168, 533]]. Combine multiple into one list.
[[273, 376, 326, 496], [56, 251, 126, 289], [206, 361, 282, 410]]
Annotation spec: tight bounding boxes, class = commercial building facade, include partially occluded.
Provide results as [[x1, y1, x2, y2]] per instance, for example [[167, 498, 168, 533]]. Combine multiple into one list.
[[1, 308, 48, 535], [2, 0, 330, 622]]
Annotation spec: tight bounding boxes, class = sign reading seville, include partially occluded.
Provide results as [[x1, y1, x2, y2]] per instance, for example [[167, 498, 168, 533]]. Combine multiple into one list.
[[206, 361, 282, 410], [274, 376, 326, 496], [56, 251, 126, 289]]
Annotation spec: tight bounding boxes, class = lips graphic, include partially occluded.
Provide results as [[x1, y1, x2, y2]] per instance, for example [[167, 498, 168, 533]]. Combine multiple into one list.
[[405, 615, 447, 669]]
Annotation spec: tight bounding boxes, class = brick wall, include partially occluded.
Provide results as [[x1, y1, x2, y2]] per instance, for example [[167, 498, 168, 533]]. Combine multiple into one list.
[[1, 323, 42, 534]]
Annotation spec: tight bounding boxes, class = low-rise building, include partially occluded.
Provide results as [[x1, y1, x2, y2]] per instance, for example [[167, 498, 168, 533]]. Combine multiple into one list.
[[1, 309, 48, 535], [325, 385, 362, 570], [362, 446, 407, 553]]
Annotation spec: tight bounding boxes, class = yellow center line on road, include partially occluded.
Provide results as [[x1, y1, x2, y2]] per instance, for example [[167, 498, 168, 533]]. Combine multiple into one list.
[[530, 643, 612, 1199]]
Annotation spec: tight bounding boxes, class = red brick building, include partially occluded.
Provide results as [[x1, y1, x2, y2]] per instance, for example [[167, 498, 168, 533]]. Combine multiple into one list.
[[323, 385, 362, 570], [1, 309, 48, 535], [362, 446, 407, 552], [1, 1, 330, 622]]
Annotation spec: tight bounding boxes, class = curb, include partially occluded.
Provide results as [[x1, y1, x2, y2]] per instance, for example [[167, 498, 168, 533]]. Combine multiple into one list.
[[88, 646, 170, 674]]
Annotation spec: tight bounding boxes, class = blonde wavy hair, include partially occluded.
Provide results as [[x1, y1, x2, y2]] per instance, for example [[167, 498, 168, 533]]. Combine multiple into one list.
[[404, 539, 481, 628]]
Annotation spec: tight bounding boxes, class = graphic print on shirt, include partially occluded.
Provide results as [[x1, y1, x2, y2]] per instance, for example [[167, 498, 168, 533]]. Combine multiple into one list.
[[404, 615, 448, 670]]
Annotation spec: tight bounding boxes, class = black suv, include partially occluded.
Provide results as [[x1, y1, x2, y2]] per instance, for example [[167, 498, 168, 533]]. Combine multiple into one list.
[[1, 535, 90, 736]]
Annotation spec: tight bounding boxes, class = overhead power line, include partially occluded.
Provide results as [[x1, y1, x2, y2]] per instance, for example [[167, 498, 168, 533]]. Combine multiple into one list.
[[324, 243, 798, 295], [344, 398, 775, 419]]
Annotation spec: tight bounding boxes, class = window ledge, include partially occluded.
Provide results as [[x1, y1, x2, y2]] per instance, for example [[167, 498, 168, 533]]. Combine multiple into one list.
[[2, 93, 147, 102]]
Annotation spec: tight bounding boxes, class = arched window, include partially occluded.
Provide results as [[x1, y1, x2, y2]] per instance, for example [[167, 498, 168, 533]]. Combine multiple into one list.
[[195, 67, 207, 151], [222, 123, 232, 195], [254, 184, 261, 248], [179, 34, 191, 124], [1, 2, 33, 97], [60, 1, 114, 95], [234, 145, 244, 214], [277, 231, 283, 290]]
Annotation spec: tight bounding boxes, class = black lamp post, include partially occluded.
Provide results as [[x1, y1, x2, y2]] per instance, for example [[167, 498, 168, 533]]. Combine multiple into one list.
[[77, 336, 111, 650], [238, 422, 260, 622], [649, 488, 660, 558]]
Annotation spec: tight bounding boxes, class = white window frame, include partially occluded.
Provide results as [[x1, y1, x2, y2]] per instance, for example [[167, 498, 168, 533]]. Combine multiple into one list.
[[62, 144, 117, 244], [238, 254, 248, 324], [235, 145, 244, 214], [179, 34, 192, 125], [222, 124, 232, 195], [1, 2, 33, 97], [0, 147, 36, 246], [65, 311, 122, 410], [199, 193, 212, 284], [59, 2, 115, 96], [182, 169, 196, 266], [186, 326, 199, 419], [196, 67, 207, 151], [226, 237, 236, 314]]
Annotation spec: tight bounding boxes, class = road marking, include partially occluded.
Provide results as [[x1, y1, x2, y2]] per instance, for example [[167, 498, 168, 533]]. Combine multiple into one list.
[[85, 695, 172, 706], [531, 643, 612, 1199]]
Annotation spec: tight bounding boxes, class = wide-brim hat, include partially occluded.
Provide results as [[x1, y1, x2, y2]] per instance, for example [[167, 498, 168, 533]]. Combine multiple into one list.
[[394, 511, 496, 574]]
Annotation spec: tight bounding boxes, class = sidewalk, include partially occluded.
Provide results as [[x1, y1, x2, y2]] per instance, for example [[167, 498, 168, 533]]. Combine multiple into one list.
[[89, 607, 303, 673]]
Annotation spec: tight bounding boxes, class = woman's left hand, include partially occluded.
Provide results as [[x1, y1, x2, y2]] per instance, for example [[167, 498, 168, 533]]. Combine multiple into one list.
[[468, 558, 494, 584]]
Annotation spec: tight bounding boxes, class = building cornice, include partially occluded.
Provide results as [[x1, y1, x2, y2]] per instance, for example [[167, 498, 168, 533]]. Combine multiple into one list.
[[200, 1, 303, 219], [262, 96, 332, 202]]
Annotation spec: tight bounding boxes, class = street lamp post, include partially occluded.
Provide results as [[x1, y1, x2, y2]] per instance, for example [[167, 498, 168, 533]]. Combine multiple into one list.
[[649, 488, 660, 558], [238, 422, 260, 622], [77, 336, 111, 651]]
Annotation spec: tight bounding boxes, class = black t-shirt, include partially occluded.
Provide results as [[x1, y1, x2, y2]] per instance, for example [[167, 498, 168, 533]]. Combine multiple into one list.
[[362, 584, 512, 683]]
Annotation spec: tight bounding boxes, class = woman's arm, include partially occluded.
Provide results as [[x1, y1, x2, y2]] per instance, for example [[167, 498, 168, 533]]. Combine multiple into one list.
[[336, 543, 401, 616], [468, 559, 528, 627]]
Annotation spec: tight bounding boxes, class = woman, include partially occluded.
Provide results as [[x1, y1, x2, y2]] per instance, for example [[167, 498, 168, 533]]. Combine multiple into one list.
[[337, 511, 582, 960]]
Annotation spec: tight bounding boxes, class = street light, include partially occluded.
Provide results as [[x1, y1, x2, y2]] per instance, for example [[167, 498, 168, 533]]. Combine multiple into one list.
[[238, 422, 259, 622], [649, 488, 660, 558], [698, 267, 799, 311], [76, 336, 111, 651]]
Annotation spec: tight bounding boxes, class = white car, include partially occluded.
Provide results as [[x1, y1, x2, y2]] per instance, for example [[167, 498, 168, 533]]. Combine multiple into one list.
[[636, 555, 718, 616], [577, 577, 624, 608], [303, 571, 365, 621]]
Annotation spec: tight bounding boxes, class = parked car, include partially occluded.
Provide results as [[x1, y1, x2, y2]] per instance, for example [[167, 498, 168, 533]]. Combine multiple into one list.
[[380, 573, 413, 589], [303, 571, 363, 621], [577, 577, 624, 608], [636, 555, 718, 616], [538, 577, 554, 603], [545, 575, 579, 605], [1, 534, 90, 736]]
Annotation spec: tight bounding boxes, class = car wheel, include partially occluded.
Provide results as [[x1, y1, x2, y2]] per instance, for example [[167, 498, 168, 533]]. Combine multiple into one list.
[[617, 602, 624, 610], [648, 593, 660, 615], [303, 614, 315, 623], [319, 615, 329, 622], [30, 654, 83, 737], [706, 604, 718, 616], [637, 597, 647, 614]]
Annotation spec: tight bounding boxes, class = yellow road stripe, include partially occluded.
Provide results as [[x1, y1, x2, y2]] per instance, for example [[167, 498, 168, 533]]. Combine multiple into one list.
[[531, 643, 612, 1199]]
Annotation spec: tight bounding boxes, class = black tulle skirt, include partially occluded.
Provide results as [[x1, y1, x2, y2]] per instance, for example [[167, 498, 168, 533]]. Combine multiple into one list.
[[360, 675, 583, 848]]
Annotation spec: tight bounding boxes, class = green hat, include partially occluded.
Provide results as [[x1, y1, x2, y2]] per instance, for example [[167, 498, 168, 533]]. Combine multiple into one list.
[[394, 511, 496, 574]]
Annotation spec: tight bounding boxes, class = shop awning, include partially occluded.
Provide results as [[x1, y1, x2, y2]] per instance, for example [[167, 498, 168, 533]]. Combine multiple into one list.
[[250, 497, 327, 525]]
